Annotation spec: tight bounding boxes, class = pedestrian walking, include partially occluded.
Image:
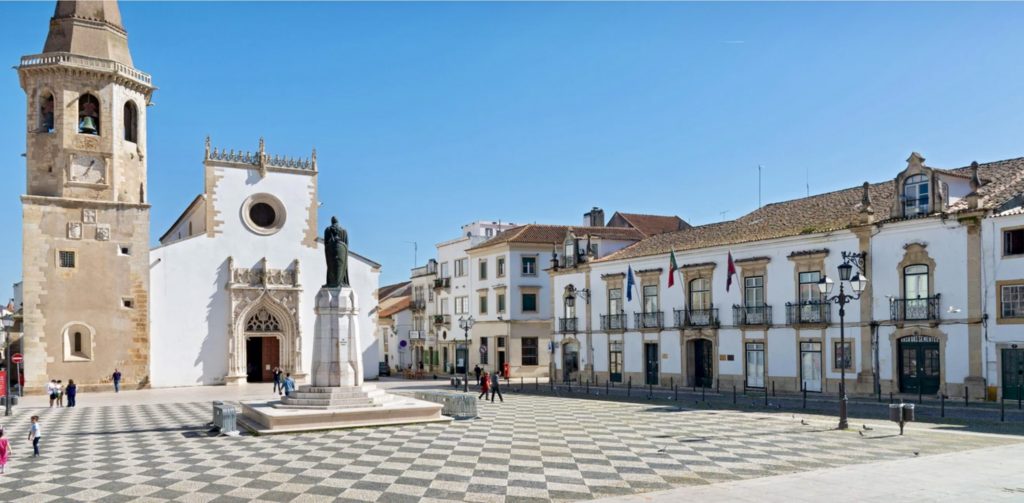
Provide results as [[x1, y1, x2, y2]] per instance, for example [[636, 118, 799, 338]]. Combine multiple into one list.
[[46, 380, 57, 408], [478, 370, 490, 400], [66, 379, 77, 408], [112, 369, 122, 393], [282, 373, 296, 397], [0, 428, 11, 474], [490, 370, 504, 403], [474, 365, 482, 385], [56, 380, 64, 407], [272, 367, 283, 394], [27, 416, 41, 458]]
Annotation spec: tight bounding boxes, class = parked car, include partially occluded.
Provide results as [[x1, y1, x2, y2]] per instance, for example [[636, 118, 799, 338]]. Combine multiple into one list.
[[378, 362, 391, 377]]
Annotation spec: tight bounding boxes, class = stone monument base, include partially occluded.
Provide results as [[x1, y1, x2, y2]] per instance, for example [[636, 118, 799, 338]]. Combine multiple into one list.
[[238, 385, 448, 435]]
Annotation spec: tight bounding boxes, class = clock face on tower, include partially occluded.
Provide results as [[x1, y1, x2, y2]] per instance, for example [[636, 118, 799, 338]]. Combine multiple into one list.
[[69, 154, 106, 184]]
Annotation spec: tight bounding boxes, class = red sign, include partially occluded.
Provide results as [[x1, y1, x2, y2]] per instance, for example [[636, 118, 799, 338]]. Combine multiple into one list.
[[0, 370, 7, 397], [11, 354, 22, 365]]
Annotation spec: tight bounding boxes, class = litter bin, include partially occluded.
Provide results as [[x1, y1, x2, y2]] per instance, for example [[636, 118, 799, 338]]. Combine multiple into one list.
[[901, 403, 915, 422], [888, 403, 901, 422], [0, 396, 17, 406], [888, 402, 914, 435], [212, 400, 239, 436]]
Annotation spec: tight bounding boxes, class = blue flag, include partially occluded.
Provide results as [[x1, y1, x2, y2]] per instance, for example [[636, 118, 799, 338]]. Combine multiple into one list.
[[626, 265, 635, 302]]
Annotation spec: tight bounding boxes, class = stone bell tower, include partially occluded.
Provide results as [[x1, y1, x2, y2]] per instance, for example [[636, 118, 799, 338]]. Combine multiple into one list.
[[17, 0, 154, 392]]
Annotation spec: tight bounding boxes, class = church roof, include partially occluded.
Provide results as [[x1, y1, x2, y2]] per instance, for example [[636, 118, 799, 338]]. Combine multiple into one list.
[[42, 0, 134, 66]]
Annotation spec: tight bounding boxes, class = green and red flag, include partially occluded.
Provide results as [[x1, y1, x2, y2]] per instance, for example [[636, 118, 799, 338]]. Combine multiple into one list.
[[668, 249, 679, 288]]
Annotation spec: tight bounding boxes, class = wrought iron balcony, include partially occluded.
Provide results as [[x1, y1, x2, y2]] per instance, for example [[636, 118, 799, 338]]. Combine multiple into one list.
[[558, 317, 578, 333], [433, 314, 451, 326], [733, 304, 773, 326], [634, 311, 664, 330], [674, 308, 719, 328], [601, 313, 627, 331], [411, 299, 426, 311], [890, 295, 941, 322], [433, 277, 450, 289], [785, 301, 831, 325]]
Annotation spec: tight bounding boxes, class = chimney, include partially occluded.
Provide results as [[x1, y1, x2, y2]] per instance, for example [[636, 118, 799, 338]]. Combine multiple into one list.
[[584, 207, 605, 227]]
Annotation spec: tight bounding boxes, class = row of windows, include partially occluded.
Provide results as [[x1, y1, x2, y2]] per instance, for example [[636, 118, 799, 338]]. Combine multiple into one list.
[[37, 91, 138, 142], [447, 292, 533, 316], [438, 256, 533, 279], [597, 265, 933, 316]]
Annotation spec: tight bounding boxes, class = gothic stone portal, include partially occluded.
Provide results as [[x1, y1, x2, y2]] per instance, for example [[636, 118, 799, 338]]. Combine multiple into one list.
[[226, 258, 305, 385]]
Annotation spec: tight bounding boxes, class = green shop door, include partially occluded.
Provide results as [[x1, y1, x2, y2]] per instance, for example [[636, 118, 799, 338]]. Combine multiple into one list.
[[1002, 348, 1024, 400], [898, 335, 940, 395]]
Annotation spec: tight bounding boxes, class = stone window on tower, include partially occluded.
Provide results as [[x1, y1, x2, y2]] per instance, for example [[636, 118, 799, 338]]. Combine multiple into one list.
[[62, 323, 94, 362], [78, 93, 100, 135], [39, 92, 55, 133], [123, 101, 138, 142], [903, 174, 930, 217]]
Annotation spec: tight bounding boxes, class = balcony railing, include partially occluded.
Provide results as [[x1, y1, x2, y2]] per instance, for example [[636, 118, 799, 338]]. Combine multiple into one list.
[[433, 314, 451, 325], [411, 299, 426, 311], [891, 295, 941, 322], [733, 304, 773, 326], [786, 301, 831, 325], [409, 330, 425, 340], [674, 308, 719, 328], [601, 313, 627, 331], [558, 317, 578, 333], [20, 52, 153, 87], [634, 311, 664, 330], [433, 277, 450, 289]]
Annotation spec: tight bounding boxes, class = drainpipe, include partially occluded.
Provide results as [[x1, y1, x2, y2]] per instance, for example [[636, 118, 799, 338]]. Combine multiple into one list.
[[871, 321, 880, 397]]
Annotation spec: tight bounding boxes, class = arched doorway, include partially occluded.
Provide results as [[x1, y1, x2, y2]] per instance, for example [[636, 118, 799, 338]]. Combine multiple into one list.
[[686, 338, 714, 388], [898, 335, 940, 394], [244, 307, 283, 383], [562, 340, 580, 383]]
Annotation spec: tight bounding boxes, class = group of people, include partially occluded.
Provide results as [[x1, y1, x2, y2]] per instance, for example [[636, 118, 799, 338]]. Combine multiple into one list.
[[45, 379, 76, 408], [271, 367, 296, 397], [473, 365, 504, 403]]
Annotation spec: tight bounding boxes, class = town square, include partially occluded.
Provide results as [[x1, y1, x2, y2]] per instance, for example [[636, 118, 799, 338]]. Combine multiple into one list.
[[1, 0, 1024, 501]]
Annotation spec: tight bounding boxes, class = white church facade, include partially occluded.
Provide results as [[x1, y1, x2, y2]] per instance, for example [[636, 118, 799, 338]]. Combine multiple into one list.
[[150, 141, 380, 388]]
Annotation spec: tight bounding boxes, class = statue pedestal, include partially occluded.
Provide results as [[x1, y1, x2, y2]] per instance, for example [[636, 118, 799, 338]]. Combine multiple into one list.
[[239, 287, 448, 434], [310, 287, 362, 387]]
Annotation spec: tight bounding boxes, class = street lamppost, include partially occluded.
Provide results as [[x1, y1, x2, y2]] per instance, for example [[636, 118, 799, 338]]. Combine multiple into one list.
[[818, 251, 868, 430], [2, 313, 14, 417], [458, 315, 475, 393]]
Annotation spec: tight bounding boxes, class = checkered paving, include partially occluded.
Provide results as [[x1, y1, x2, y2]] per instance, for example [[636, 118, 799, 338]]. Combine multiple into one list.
[[0, 393, 1008, 502]]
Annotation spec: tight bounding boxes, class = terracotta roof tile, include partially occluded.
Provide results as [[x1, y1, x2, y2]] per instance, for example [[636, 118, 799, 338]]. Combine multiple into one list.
[[467, 224, 644, 251], [598, 156, 1024, 263], [610, 212, 690, 236], [378, 296, 411, 318]]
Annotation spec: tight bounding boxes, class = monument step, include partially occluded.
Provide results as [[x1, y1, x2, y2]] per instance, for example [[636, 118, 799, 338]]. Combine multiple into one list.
[[280, 397, 378, 407], [291, 390, 377, 400], [300, 384, 378, 394]]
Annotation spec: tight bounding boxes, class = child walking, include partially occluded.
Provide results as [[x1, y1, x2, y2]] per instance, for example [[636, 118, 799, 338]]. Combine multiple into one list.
[[28, 416, 41, 457], [0, 428, 11, 473]]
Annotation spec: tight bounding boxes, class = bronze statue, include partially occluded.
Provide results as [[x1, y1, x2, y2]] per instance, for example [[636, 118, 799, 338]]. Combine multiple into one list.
[[324, 216, 349, 288]]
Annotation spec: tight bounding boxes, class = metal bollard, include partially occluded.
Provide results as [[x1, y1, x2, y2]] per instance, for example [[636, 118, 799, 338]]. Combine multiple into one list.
[[733, 385, 737, 404], [764, 384, 768, 406], [1018, 384, 1022, 410], [568, 379, 572, 393], [536, 376, 539, 391], [606, 380, 609, 396], [772, 381, 776, 397], [802, 381, 807, 409], [965, 388, 969, 407], [627, 376, 631, 397], [941, 393, 945, 418], [890, 392, 894, 404], [674, 384, 678, 401], [586, 379, 589, 395], [717, 379, 720, 394], [670, 376, 674, 390], [1001, 394, 1005, 422], [648, 384, 653, 400], [702, 383, 706, 402], [520, 376, 524, 392]]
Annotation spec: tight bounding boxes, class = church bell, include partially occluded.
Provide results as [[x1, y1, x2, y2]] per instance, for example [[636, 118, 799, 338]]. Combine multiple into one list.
[[78, 115, 98, 135]]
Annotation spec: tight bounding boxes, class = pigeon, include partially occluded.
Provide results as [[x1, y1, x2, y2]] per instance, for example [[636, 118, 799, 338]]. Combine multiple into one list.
[[858, 431, 864, 437], [862, 424, 873, 431], [913, 452, 919, 456], [801, 420, 809, 426]]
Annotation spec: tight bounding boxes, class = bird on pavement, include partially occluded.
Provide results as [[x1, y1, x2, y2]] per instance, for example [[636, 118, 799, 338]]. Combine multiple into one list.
[[858, 431, 864, 437], [862, 424, 873, 431], [801, 420, 809, 426]]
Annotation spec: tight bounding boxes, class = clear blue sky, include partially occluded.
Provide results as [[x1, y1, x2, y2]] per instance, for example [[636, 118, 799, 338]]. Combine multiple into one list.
[[3, 1, 1024, 294]]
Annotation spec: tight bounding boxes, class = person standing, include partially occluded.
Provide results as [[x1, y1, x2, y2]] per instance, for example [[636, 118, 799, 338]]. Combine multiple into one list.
[[27, 416, 41, 457], [473, 365, 482, 386], [66, 380, 77, 408], [282, 373, 296, 397], [477, 370, 490, 400], [490, 370, 504, 403], [272, 367, 283, 395], [112, 369, 122, 393], [0, 428, 11, 474], [46, 380, 57, 408], [56, 380, 64, 407]]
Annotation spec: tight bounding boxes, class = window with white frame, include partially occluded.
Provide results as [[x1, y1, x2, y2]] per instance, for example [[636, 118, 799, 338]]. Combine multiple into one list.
[[1004, 229, 1024, 256], [454, 258, 468, 277], [798, 271, 821, 304], [497, 257, 506, 277], [642, 284, 659, 313], [440, 262, 450, 278], [903, 174, 930, 216], [688, 278, 711, 310], [454, 296, 467, 314], [479, 259, 487, 280], [1000, 283, 1024, 320]]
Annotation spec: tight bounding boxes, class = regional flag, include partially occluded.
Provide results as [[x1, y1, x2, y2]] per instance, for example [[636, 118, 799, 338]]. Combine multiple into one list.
[[626, 265, 636, 302], [668, 249, 679, 288]]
